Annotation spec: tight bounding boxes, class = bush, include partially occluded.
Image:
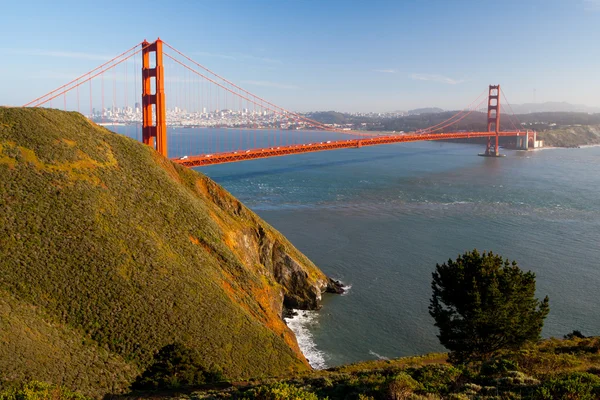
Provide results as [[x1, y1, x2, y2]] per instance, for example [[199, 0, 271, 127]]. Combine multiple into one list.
[[131, 343, 222, 390], [564, 330, 587, 340], [480, 358, 519, 376], [535, 372, 600, 400], [0, 381, 89, 400], [386, 372, 420, 400], [243, 382, 318, 400], [409, 364, 460, 394]]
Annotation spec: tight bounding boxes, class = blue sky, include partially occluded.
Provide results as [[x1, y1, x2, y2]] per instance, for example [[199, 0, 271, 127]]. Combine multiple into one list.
[[1, 0, 599, 112]]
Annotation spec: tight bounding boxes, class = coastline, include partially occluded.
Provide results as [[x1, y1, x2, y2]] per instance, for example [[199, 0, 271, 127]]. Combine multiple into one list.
[[284, 280, 350, 370], [284, 309, 327, 369], [517, 143, 600, 152]]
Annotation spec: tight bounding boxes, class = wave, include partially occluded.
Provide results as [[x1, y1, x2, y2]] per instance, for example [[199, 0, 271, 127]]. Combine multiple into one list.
[[334, 280, 352, 296], [284, 309, 327, 369], [341, 283, 352, 296], [368, 350, 389, 360]]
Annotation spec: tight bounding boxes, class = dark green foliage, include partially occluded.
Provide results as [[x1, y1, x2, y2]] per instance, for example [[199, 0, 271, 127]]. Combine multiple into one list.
[[408, 364, 461, 394], [535, 372, 600, 400], [0, 381, 90, 400], [132, 343, 222, 390], [242, 382, 319, 400], [480, 358, 519, 376], [565, 330, 587, 340], [429, 249, 550, 363], [385, 372, 420, 399], [0, 108, 326, 397]]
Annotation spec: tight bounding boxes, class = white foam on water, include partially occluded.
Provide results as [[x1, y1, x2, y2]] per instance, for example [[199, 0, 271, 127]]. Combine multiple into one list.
[[341, 283, 352, 296], [369, 350, 389, 360], [284, 309, 327, 369]]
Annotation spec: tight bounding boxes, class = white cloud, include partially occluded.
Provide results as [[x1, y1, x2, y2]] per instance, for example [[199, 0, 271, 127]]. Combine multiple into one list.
[[1, 48, 112, 61], [373, 69, 397, 73], [410, 73, 464, 85], [241, 80, 298, 90]]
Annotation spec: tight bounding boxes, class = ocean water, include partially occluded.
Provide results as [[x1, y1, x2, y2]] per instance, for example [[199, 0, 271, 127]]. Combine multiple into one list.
[[115, 127, 600, 368]]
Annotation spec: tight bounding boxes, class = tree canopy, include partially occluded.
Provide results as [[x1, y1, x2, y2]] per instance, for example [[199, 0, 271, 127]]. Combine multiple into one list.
[[429, 249, 550, 363], [132, 343, 222, 390]]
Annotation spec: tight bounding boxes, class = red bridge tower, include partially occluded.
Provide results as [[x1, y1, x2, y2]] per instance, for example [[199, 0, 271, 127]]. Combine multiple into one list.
[[484, 84, 501, 156], [142, 39, 167, 157]]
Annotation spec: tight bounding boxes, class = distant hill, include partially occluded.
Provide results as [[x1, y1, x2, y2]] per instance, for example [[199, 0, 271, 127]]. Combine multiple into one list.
[[406, 102, 600, 115], [304, 111, 376, 125], [304, 111, 352, 124], [507, 102, 600, 114], [538, 124, 600, 147], [0, 108, 339, 397]]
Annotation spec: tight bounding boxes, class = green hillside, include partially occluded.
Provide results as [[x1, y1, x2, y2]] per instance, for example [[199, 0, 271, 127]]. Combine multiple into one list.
[[0, 108, 338, 397], [538, 124, 600, 147]]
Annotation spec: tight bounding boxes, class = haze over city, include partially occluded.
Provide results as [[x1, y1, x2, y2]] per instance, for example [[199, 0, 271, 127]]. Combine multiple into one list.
[[2, 0, 599, 112]]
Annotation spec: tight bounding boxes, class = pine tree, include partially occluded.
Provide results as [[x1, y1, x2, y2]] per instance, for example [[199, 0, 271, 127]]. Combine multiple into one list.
[[429, 249, 550, 364]]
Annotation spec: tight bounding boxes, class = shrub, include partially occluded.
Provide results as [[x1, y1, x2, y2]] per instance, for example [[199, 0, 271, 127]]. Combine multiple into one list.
[[564, 330, 587, 340], [480, 358, 519, 376], [131, 342, 221, 390], [386, 372, 420, 400], [0, 381, 89, 400], [243, 382, 318, 400], [535, 372, 600, 400], [409, 364, 460, 394]]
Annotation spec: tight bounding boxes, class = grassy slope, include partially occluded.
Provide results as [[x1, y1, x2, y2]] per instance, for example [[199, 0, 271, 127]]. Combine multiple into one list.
[[538, 124, 600, 147], [0, 108, 330, 396], [146, 337, 600, 399]]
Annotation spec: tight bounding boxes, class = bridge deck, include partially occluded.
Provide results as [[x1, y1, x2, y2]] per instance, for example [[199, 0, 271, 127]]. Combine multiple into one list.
[[173, 131, 524, 167]]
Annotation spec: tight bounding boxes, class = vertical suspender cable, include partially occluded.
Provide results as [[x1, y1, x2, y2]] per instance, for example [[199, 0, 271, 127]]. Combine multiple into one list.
[[101, 70, 105, 124], [89, 75, 92, 119], [77, 79, 80, 114]]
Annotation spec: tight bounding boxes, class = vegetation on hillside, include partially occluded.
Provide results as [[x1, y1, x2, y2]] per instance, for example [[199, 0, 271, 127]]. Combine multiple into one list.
[[0, 381, 91, 400], [537, 124, 600, 147], [430, 250, 549, 364], [131, 343, 223, 391], [117, 336, 600, 399], [0, 108, 335, 397]]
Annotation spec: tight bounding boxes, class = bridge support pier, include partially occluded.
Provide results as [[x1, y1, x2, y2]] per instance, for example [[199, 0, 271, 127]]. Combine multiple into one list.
[[516, 132, 529, 150]]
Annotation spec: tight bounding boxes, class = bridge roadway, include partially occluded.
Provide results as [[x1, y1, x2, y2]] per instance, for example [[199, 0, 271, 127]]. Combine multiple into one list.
[[173, 130, 525, 167]]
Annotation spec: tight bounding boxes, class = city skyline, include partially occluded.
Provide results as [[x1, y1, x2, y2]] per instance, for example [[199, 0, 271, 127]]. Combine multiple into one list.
[[2, 0, 599, 112]]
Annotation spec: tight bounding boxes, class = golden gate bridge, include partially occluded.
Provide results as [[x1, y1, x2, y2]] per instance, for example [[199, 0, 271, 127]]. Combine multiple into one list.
[[24, 39, 536, 167]]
